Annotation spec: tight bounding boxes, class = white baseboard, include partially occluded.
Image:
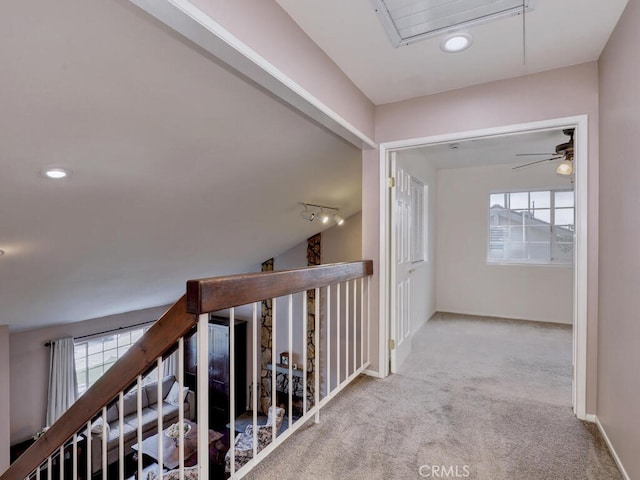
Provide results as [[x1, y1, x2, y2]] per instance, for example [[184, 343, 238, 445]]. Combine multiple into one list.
[[363, 369, 383, 378], [595, 416, 630, 480], [582, 413, 597, 423]]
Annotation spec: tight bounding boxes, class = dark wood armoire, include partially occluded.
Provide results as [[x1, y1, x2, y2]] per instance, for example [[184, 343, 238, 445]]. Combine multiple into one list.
[[184, 315, 247, 428]]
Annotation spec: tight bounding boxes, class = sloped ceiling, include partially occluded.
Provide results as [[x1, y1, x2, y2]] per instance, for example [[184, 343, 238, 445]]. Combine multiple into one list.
[[0, 0, 361, 331]]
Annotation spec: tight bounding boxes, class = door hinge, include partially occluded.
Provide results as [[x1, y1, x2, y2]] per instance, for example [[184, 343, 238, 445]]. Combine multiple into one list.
[[388, 176, 396, 188], [389, 339, 396, 350]]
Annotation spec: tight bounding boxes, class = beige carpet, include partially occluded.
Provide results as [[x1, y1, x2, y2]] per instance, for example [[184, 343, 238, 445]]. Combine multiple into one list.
[[243, 314, 621, 480]]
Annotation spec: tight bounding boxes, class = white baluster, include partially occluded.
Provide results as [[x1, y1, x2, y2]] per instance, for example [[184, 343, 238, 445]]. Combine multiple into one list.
[[326, 285, 331, 396], [118, 391, 124, 479], [178, 337, 185, 480], [353, 278, 357, 378], [271, 298, 277, 443], [101, 406, 107, 480], [252, 302, 258, 461], [314, 287, 320, 424], [287, 294, 293, 428], [302, 292, 307, 417], [345, 281, 350, 380], [230, 307, 236, 471], [156, 357, 164, 476], [336, 282, 341, 387], [197, 313, 209, 480]]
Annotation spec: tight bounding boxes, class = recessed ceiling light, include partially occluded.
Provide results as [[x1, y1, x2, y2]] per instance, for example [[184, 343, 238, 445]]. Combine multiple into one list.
[[42, 167, 70, 179], [441, 33, 473, 53], [0, 249, 4, 256]]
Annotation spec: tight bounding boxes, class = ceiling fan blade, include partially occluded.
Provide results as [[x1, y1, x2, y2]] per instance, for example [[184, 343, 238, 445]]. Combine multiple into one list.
[[512, 156, 564, 170], [515, 153, 558, 156]]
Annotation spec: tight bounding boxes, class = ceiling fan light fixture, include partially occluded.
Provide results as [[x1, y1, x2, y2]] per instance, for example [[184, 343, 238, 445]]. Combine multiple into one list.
[[556, 160, 573, 176], [441, 33, 473, 53]]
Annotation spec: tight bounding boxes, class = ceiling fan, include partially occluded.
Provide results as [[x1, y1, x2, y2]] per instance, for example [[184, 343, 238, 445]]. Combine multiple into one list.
[[513, 128, 575, 175]]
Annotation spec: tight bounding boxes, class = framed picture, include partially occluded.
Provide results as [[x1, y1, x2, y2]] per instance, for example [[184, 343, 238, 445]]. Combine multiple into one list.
[[280, 352, 289, 366]]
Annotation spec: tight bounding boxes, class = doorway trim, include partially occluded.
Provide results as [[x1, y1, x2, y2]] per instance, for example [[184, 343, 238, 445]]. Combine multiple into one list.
[[377, 115, 589, 420]]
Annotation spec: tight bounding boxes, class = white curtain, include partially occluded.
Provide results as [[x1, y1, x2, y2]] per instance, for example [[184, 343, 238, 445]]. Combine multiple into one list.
[[141, 351, 178, 386], [46, 337, 78, 426], [163, 351, 178, 378]]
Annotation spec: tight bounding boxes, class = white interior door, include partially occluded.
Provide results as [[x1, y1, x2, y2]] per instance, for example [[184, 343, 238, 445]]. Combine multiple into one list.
[[390, 152, 412, 372]]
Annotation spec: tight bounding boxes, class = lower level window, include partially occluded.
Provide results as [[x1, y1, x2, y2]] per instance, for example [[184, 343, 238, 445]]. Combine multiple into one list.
[[74, 325, 151, 395], [488, 188, 574, 265]]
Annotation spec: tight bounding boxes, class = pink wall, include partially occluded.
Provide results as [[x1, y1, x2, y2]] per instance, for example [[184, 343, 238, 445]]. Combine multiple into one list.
[[362, 149, 381, 374], [597, 0, 640, 476], [0, 326, 9, 473], [187, 0, 375, 141], [371, 62, 600, 413]]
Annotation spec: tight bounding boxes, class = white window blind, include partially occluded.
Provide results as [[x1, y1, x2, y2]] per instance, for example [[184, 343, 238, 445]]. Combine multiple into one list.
[[488, 188, 574, 265]]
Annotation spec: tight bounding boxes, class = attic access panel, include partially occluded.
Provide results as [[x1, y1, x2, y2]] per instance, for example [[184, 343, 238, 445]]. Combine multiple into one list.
[[373, 0, 534, 47]]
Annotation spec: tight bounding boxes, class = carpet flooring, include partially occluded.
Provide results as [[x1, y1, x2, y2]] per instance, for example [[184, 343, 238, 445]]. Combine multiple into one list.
[[243, 314, 621, 480]]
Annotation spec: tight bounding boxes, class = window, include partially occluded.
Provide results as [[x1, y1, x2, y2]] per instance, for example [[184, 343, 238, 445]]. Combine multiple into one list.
[[74, 325, 151, 395], [488, 188, 574, 265], [410, 177, 427, 262]]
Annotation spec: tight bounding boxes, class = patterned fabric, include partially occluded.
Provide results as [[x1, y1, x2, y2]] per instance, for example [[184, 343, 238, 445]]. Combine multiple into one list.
[[225, 407, 285, 473], [147, 465, 198, 480]]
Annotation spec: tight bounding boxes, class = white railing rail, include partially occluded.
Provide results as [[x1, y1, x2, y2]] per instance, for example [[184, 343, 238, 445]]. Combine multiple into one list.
[[3, 261, 373, 480], [186, 261, 373, 479], [21, 336, 198, 480]]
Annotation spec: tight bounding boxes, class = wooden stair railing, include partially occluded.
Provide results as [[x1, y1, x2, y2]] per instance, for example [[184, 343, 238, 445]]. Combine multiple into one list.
[[1, 296, 197, 480], [2, 260, 374, 480], [186, 261, 373, 314]]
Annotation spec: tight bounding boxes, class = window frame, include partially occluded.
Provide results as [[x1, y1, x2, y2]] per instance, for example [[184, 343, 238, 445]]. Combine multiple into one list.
[[410, 176, 427, 263], [74, 323, 153, 395], [487, 186, 575, 266]]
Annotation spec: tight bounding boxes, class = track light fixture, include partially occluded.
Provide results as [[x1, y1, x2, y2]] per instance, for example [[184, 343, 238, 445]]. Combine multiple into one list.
[[300, 205, 316, 222], [300, 203, 345, 226]]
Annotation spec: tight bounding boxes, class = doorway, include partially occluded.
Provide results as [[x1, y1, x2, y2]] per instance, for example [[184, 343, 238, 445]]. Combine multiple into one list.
[[378, 116, 589, 419]]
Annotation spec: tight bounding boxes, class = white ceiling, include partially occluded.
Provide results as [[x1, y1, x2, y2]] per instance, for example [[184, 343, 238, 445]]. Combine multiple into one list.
[[0, 0, 361, 331], [275, 0, 629, 104], [408, 128, 569, 170]]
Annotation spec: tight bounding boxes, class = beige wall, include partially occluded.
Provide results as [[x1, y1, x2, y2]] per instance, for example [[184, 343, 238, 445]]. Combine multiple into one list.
[[9, 305, 169, 444], [362, 148, 381, 374], [0, 325, 10, 473], [270, 212, 363, 364], [436, 164, 573, 324], [187, 0, 375, 141], [597, 0, 640, 477], [322, 212, 363, 264], [371, 62, 600, 412]]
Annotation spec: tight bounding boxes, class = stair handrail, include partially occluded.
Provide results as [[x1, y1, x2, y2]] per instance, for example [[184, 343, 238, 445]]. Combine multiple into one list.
[[186, 261, 373, 314], [2, 261, 374, 480], [1, 296, 197, 480]]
